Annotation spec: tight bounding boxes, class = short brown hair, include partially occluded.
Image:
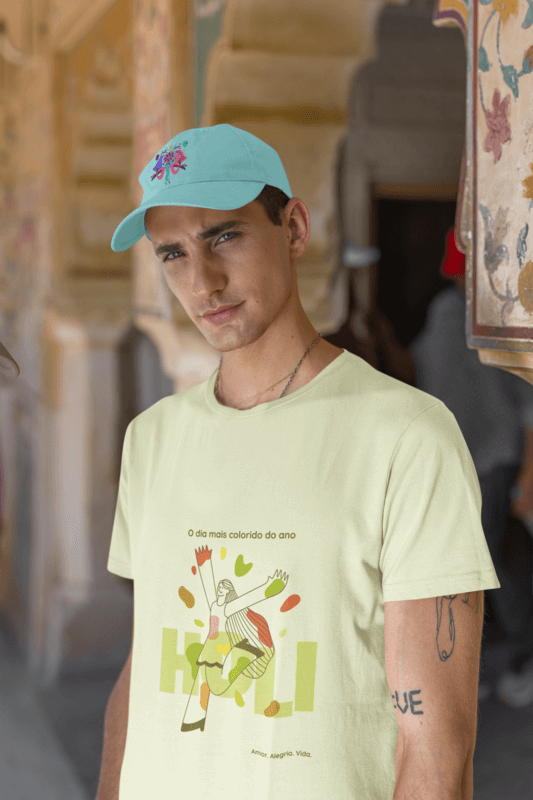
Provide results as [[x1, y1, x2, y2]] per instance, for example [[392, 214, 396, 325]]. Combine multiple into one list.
[[253, 184, 291, 227]]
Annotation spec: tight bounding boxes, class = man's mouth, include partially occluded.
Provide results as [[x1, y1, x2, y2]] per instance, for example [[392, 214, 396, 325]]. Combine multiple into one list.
[[203, 303, 243, 324]]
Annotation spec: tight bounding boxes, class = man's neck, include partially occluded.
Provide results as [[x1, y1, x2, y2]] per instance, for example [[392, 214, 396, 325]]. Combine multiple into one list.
[[215, 337, 344, 410]]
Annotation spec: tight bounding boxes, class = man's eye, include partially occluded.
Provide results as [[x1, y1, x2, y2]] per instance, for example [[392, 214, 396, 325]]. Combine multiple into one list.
[[163, 231, 239, 263], [217, 231, 239, 245]]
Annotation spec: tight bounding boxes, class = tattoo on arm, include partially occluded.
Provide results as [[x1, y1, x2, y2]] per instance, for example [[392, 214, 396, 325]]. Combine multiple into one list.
[[390, 595, 481, 721], [435, 592, 481, 663], [391, 688, 424, 715]]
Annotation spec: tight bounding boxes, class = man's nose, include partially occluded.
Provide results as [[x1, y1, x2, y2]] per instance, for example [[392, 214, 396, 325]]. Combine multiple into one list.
[[189, 256, 227, 298]]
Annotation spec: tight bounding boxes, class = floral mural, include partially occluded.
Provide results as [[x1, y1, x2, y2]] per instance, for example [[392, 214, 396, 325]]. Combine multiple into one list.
[[482, 88, 511, 163], [473, 0, 533, 332]]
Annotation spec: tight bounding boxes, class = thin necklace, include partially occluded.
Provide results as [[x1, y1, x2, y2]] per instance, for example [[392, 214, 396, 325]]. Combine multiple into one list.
[[214, 333, 322, 410]]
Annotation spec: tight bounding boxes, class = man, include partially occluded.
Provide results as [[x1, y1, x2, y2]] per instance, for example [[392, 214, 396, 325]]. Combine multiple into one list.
[[99, 124, 499, 800]]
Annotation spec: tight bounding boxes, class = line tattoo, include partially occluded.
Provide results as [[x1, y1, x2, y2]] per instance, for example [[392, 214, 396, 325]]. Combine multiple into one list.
[[436, 592, 480, 662]]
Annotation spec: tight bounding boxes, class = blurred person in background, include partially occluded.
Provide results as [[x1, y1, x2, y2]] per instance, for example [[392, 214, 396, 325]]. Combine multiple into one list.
[[374, 228, 533, 707]]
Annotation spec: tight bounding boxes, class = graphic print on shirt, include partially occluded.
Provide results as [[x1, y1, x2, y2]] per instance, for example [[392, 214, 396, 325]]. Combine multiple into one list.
[[181, 546, 288, 733]]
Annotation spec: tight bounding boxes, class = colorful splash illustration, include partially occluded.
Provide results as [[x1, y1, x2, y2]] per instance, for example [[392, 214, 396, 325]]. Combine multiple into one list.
[[150, 141, 188, 185], [181, 546, 289, 733], [264, 700, 280, 717], [178, 586, 195, 609], [235, 554, 253, 577], [280, 594, 300, 612]]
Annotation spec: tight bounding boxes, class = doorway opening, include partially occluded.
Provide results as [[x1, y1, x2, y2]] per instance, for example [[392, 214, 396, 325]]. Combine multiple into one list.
[[373, 195, 458, 375]]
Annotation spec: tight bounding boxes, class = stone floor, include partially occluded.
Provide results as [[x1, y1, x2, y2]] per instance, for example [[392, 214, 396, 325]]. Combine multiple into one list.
[[0, 618, 531, 800], [473, 641, 533, 800], [0, 619, 89, 800]]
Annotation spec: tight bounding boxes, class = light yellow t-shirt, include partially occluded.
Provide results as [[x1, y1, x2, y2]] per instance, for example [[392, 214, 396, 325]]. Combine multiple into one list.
[[108, 348, 500, 800]]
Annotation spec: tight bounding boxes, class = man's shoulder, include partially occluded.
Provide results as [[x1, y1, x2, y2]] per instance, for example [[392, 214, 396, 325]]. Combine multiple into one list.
[[346, 351, 442, 420], [128, 379, 207, 438]]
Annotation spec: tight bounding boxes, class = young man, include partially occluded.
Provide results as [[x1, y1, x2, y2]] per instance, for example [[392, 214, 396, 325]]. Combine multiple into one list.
[[100, 124, 500, 800]]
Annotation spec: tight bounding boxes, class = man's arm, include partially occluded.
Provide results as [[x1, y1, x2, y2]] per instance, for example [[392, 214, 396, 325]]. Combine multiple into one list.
[[196, 546, 216, 607], [384, 591, 484, 800], [225, 569, 289, 617], [95, 607, 134, 800]]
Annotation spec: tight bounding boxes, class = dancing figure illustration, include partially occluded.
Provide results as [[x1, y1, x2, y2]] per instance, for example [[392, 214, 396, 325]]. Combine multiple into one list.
[[181, 546, 288, 732]]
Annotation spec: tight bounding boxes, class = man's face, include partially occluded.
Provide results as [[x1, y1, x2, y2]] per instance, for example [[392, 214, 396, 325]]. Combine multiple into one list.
[[144, 198, 307, 354]]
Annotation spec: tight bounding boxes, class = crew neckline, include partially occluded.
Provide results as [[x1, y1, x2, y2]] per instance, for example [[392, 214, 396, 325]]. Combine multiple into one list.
[[205, 348, 349, 417]]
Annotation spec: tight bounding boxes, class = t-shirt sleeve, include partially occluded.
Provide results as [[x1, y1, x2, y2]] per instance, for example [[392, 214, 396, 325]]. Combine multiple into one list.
[[107, 421, 134, 580], [380, 400, 501, 602]]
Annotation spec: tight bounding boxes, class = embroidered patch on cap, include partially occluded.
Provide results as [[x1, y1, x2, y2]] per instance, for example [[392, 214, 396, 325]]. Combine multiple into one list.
[[150, 140, 188, 186]]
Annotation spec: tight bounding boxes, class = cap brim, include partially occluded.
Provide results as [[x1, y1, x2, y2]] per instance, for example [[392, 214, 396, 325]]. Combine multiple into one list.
[[110, 180, 268, 252]]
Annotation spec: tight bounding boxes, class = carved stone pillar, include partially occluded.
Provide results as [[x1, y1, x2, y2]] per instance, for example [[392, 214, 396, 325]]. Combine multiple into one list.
[[31, 308, 131, 685], [21, 0, 137, 684], [130, 0, 219, 391], [0, 3, 56, 646]]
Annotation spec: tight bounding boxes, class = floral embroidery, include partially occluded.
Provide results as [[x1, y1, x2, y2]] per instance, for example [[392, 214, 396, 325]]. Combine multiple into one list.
[[150, 140, 188, 185], [483, 88, 512, 164]]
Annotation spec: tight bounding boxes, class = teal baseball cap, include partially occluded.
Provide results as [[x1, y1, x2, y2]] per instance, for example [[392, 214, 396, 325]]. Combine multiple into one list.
[[111, 123, 293, 252]]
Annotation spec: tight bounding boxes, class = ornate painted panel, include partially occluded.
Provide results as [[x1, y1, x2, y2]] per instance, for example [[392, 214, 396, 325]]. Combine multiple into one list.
[[468, 0, 533, 352]]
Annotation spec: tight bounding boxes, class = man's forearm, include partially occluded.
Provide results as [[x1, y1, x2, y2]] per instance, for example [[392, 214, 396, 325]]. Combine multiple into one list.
[[95, 662, 131, 800], [394, 736, 473, 800]]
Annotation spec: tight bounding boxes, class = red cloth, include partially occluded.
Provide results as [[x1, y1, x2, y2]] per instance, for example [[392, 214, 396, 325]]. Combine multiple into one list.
[[441, 227, 465, 277]]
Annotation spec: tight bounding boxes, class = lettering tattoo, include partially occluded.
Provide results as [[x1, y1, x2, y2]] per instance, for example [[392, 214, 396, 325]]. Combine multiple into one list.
[[390, 594, 481, 718], [436, 591, 481, 663], [391, 688, 424, 715]]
